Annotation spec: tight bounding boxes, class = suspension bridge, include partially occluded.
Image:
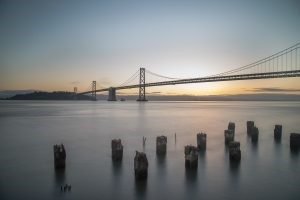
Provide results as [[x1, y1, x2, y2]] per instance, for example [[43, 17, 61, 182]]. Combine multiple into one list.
[[78, 43, 300, 101]]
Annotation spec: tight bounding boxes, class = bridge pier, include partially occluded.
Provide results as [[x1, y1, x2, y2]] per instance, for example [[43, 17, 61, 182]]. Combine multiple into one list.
[[108, 87, 117, 101]]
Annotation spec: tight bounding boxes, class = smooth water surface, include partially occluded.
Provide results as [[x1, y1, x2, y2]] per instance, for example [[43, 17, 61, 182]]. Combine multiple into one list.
[[0, 101, 299, 200]]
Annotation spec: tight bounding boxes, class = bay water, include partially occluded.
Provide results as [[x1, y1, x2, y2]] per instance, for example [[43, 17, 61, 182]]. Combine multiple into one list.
[[0, 101, 299, 200]]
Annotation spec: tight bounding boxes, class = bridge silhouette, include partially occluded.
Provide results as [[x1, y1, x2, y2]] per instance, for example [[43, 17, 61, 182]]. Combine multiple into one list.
[[78, 43, 300, 101]]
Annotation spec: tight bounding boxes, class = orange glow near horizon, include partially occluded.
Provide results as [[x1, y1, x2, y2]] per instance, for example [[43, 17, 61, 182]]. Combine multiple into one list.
[[2, 76, 300, 96]]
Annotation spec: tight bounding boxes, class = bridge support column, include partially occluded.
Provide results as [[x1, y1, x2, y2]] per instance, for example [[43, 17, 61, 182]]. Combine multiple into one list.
[[108, 87, 117, 101], [137, 67, 147, 101], [92, 81, 97, 101]]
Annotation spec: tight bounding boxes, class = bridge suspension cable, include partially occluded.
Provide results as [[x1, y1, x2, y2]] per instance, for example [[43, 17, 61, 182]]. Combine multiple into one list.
[[78, 42, 300, 97], [213, 42, 300, 77], [118, 69, 140, 87], [145, 69, 182, 80], [96, 82, 105, 90]]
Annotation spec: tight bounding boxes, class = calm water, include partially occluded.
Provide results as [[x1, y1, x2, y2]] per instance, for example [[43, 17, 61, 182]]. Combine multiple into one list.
[[0, 101, 300, 200]]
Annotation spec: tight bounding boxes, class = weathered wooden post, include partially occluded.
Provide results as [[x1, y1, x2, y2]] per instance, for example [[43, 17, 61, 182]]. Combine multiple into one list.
[[274, 125, 282, 141], [53, 144, 66, 169], [247, 121, 255, 135], [228, 122, 235, 135], [228, 141, 241, 161], [224, 129, 234, 145], [197, 132, 207, 150], [156, 136, 167, 155], [290, 133, 300, 152], [111, 139, 123, 161], [251, 126, 259, 142], [184, 145, 198, 168], [134, 151, 148, 180]]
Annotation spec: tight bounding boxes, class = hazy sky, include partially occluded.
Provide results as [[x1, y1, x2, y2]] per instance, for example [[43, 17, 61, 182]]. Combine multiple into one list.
[[0, 0, 299, 95]]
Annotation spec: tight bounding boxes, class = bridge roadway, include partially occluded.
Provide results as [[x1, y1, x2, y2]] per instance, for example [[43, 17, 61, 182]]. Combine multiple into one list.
[[79, 70, 300, 95]]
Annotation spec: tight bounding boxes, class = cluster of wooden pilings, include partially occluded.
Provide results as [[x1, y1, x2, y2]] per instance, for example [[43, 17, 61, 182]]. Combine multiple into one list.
[[223, 122, 241, 162], [247, 121, 259, 142], [110, 136, 169, 180], [53, 123, 300, 180], [224, 122, 235, 144]]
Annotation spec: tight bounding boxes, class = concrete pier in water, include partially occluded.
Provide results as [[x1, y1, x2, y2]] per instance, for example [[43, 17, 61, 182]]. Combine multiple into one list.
[[111, 139, 123, 161], [228, 122, 235, 135], [53, 144, 66, 169], [156, 136, 167, 155], [184, 145, 198, 169], [197, 132, 207, 150], [290, 133, 300, 152], [246, 121, 259, 142], [247, 121, 255, 135], [228, 141, 241, 161], [251, 126, 259, 142], [274, 125, 282, 141], [224, 129, 234, 145], [134, 151, 148, 180]]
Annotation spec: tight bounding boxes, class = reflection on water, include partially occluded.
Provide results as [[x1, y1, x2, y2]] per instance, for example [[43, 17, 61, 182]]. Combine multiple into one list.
[[273, 139, 282, 154], [229, 161, 240, 175], [135, 179, 147, 199], [185, 168, 198, 184], [54, 168, 66, 185], [274, 137, 281, 144], [111, 160, 123, 177], [248, 135, 258, 153], [185, 168, 198, 199], [53, 168, 66, 197], [198, 150, 206, 159], [156, 154, 167, 185], [156, 154, 166, 167], [290, 149, 299, 159], [251, 141, 258, 152]]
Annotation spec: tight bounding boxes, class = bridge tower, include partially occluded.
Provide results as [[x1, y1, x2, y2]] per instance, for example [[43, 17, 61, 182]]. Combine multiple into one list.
[[73, 87, 77, 94], [73, 87, 78, 100], [92, 81, 97, 101], [137, 67, 147, 101]]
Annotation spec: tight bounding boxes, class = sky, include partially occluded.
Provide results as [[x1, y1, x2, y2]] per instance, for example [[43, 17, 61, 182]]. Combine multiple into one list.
[[0, 0, 300, 96]]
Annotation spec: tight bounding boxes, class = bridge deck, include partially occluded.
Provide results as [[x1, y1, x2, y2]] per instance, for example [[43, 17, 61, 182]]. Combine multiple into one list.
[[79, 70, 300, 95]]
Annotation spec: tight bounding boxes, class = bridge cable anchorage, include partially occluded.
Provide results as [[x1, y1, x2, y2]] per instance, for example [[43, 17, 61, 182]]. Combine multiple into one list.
[[118, 69, 140, 87], [212, 43, 300, 77]]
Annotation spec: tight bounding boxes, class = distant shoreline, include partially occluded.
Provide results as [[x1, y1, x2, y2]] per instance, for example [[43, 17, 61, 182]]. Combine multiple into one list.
[[1, 91, 300, 101]]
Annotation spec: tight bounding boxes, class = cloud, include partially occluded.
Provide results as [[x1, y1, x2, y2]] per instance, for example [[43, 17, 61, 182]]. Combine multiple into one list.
[[70, 81, 80, 85], [248, 87, 300, 93], [97, 77, 113, 87]]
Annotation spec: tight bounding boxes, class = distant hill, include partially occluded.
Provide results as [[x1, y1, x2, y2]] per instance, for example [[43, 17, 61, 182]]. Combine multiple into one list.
[[6, 91, 92, 100], [0, 90, 37, 99]]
